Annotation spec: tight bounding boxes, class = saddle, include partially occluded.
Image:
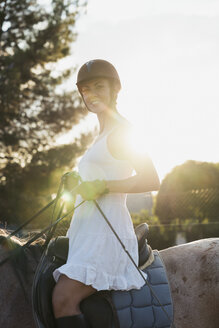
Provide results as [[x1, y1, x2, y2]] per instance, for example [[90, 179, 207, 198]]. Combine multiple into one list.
[[32, 223, 173, 328]]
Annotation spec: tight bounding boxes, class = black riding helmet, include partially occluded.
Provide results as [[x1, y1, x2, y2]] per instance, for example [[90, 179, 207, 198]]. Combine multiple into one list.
[[76, 59, 121, 93]]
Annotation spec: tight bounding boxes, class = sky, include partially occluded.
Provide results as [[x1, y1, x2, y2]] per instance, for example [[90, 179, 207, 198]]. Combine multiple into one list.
[[56, 0, 219, 181]]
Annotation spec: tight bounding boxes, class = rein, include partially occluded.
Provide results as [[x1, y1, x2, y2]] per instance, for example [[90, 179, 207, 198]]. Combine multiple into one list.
[[0, 199, 85, 267], [1, 174, 69, 243], [0, 174, 79, 264]]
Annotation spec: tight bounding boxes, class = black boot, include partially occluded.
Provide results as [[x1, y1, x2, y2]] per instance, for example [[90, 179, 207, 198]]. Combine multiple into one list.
[[55, 314, 90, 328]]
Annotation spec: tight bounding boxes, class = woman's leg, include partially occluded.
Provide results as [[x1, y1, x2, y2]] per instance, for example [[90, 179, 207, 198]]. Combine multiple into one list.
[[52, 274, 96, 318]]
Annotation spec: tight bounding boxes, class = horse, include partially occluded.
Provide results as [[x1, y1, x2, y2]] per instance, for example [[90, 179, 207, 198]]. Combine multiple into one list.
[[0, 228, 218, 328]]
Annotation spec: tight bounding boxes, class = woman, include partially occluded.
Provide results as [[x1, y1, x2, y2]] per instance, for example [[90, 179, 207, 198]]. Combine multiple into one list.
[[52, 59, 160, 327]]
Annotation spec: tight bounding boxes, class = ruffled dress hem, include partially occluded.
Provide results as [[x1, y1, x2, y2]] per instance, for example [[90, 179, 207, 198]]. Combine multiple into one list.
[[53, 263, 147, 291]]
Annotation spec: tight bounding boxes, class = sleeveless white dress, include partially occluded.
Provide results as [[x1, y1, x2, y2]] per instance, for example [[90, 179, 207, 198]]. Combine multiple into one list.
[[53, 128, 147, 290]]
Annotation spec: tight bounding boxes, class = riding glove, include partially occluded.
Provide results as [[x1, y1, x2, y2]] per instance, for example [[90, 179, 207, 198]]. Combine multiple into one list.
[[76, 180, 109, 200]]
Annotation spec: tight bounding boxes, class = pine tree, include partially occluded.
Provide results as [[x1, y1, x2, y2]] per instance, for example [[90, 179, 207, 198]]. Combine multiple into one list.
[[0, 0, 93, 226], [0, 0, 87, 166]]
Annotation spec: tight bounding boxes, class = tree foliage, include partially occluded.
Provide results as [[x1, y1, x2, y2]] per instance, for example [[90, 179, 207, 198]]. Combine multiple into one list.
[[0, 132, 93, 225], [155, 160, 219, 223], [0, 0, 95, 227], [0, 0, 87, 168]]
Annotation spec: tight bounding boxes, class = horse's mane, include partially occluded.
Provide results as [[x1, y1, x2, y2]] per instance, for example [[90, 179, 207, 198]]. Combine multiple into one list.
[[0, 228, 23, 247], [0, 228, 45, 247]]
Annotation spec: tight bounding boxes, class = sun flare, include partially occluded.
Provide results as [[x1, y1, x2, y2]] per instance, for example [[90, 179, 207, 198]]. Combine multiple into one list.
[[118, 110, 151, 158], [128, 125, 149, 155]]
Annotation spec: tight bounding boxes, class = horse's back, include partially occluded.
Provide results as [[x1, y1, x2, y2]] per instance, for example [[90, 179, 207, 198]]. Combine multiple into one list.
[[160, 238, 219, 328]]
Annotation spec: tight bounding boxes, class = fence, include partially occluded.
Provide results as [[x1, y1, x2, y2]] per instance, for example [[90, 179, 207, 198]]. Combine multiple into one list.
[[2, 188, 219, 250], [155, 187, 219, 222]]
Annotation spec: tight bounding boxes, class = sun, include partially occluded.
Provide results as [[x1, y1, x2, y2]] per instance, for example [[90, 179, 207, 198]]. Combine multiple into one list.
[[126, 121, 149, 156]]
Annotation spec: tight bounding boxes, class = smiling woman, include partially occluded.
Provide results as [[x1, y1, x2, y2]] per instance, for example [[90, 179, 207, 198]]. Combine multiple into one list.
[[52, 59, 160, 328], [80, 78, 113, 114]]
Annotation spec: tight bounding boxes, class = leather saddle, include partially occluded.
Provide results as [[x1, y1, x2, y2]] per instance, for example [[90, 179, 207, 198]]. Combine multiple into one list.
[[32, 223, 151, 328], [49, 222, 149, 267]]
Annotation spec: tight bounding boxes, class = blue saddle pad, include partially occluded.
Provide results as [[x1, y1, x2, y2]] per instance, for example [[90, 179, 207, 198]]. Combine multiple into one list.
[[111, 250, 173, 328]]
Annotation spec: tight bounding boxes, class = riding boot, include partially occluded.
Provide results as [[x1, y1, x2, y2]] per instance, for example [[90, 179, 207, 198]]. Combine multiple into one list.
[[55, 314, 90, 328]]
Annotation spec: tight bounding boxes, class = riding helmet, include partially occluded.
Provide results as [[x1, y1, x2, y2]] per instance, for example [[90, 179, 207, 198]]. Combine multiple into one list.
[[76, 59, 121, 92]]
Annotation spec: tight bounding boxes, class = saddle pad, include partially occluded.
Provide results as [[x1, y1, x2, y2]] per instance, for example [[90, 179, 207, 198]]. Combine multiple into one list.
[[111, 250, 173, 328], [32, 239, 173, 328]]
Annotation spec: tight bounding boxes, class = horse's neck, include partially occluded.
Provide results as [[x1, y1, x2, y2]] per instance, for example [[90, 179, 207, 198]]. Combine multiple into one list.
[[27, 244, 44, 268], [0, 243, 37, 328], [0, 240, 43, 283]]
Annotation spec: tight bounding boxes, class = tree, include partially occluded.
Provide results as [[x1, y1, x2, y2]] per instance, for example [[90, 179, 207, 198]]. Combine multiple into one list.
[[155, 160, 219, 223], [0, 0, 87, 170], [0, 0, 94, 226]]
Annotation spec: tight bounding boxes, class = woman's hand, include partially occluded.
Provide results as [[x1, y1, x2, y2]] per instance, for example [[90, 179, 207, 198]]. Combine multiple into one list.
[[62, 171, 81, 191], [75, 180, 109, 200]]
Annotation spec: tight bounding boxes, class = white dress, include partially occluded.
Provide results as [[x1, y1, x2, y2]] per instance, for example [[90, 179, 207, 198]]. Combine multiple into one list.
[[53, 128, 147, 291]]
